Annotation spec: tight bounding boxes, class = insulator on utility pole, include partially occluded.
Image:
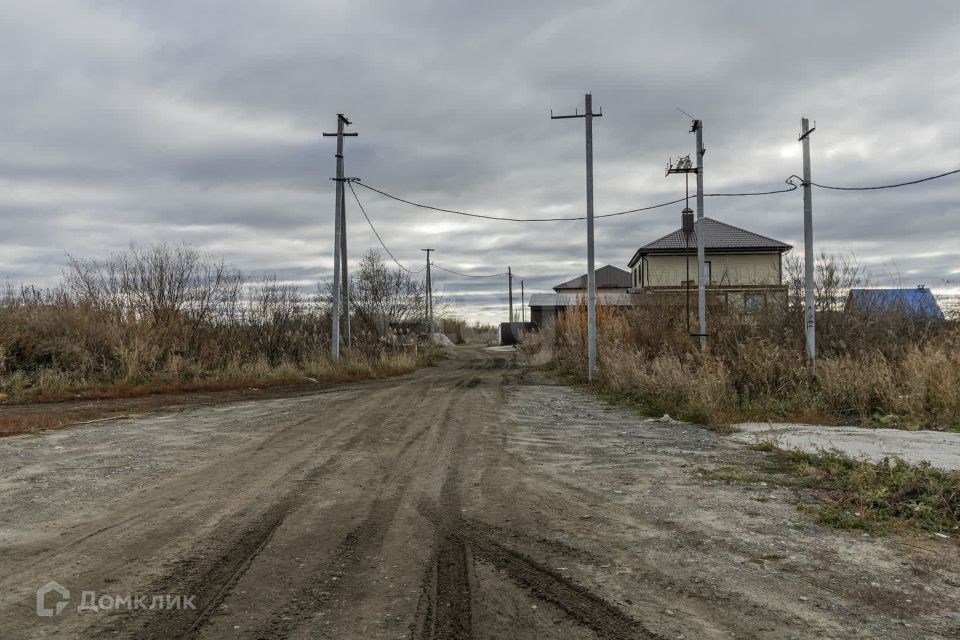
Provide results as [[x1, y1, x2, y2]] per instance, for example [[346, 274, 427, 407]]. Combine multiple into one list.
[[552, 93, 602, 380], [800, 117, 817, 369], [322, 114, 358, 361]]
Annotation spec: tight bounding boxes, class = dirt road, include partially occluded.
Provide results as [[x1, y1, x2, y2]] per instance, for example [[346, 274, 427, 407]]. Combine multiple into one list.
[[1, 346, 958, 639]]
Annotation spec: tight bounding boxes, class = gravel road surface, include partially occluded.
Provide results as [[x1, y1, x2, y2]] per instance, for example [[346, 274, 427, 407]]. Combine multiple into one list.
[[1, 346, 958, 639]]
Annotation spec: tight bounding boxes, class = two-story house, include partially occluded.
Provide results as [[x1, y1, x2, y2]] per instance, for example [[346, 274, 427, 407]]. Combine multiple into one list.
[[627, 217, 792, 309]]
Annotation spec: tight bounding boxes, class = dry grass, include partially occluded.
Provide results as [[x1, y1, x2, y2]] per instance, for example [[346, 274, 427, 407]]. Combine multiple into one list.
[[704, 445, 960, 537], [0, 350, 417, 437], [0, 244, 424, 407], [4, 351, 417, 405], [526, 298, 960, 431]]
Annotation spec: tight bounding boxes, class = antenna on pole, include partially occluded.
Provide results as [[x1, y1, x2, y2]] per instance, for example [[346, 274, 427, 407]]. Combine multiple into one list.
[[666, 154, 698, 337]]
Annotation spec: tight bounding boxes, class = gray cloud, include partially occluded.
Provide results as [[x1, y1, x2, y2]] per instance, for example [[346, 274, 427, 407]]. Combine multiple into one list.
[[1, 0, 959, 322]]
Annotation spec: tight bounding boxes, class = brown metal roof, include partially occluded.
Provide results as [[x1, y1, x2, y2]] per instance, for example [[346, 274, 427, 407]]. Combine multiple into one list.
[[628, 218, 792, 267], [552, 265, 632, 291]]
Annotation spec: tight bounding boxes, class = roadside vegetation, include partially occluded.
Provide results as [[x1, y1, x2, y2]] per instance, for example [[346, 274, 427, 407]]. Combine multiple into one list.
[[524, 254, 960, 431], [0, 244, 433, 406], [702, 444, 960, 537]]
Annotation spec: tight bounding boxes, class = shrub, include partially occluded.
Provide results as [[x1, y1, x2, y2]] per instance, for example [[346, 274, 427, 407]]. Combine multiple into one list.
[[0, 245, 423, 401]]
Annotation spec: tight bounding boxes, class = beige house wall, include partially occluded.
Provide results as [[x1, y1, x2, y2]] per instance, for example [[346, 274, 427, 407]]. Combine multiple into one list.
[[636, 252, 781, 287], [554, 287, 630, 296]]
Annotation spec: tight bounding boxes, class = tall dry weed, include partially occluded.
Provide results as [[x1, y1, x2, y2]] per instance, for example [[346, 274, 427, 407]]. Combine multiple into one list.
[[536, 294, 960, 429]]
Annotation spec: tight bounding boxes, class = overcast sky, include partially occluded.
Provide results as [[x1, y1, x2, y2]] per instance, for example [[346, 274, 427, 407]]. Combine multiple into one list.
[[2, 0, 959, 322]]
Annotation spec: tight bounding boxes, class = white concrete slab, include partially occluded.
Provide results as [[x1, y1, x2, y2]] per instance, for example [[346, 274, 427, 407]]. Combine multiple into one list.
[[731, 423, 960, 471]]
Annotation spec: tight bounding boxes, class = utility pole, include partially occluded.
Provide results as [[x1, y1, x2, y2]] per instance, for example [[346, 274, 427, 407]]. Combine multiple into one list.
[[508, 266, 513, 323], [422, 249, 434, 333], [521, 280, 525, 323], [322, 114, 357, 361], [693, 119, 707, 351], [800, 117, 817, 369], [552, 93, 602, 380], [340, 176, 350, 347]]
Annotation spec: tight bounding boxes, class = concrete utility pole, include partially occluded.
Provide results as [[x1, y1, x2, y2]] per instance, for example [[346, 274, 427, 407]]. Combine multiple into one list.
[[508, 266, 513, 322], [422, 249, 434, 333], [692, 119, 707, 352], [552, 93, 602, 380], [340, 179, 350, 347], [521, 280, 525, 323], [800, 117, 817, 369], [322, 114, 357, 361]]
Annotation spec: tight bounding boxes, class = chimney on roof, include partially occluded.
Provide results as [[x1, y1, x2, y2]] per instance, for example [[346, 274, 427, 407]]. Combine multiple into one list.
[[918, 284, 926, 290], [681, 207, 694, 234]]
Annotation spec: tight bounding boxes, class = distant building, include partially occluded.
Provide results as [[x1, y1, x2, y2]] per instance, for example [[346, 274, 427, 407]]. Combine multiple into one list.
[[552, 265, 632, 295], [627, 217, 792, 309], [528, 265, 632, 327], [846, 286, 945, 321]]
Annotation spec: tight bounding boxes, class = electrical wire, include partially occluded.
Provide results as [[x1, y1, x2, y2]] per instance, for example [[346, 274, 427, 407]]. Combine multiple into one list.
[[432, 264, 508, 278], [347, 181, 425, 274], [353, 178, 799, 223], [809, 168, 960, 191], [354, 181, 591, 222], [599, 178, 801, 217], [703, 177, 801, 197], [350, 182, 507, 279]]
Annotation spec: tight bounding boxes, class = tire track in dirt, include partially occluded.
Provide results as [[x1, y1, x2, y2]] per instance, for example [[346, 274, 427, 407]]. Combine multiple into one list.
[[415, 415, 669, 640], [417, 500, 665, 640], [87, 376, 438, 640], [415, 469, 474, 640], [239, 375, 471, 639], [411, 367, 497, 640]]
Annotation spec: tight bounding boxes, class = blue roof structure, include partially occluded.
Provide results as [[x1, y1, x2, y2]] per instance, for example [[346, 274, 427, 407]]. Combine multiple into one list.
[[846, 287, 944, 320]]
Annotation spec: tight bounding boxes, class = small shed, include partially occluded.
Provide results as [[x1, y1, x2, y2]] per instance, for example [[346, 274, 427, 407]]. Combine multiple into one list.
[[498, 322, 535, 346]]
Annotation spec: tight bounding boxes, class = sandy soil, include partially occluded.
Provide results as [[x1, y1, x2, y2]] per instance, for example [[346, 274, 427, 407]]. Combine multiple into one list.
[[732, 422, 960, 471], [0, 346, 958, 639]]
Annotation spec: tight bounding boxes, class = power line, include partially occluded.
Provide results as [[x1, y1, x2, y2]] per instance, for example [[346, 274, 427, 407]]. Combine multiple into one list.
[[354, 181, 589, 222], [349, 182, 507, 279], [703, 179, 801, 197], [347, 181, 425, 274], [353, 178, 798, 223], [810, 168, 960, 191], [432, 264, 508, 278]]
